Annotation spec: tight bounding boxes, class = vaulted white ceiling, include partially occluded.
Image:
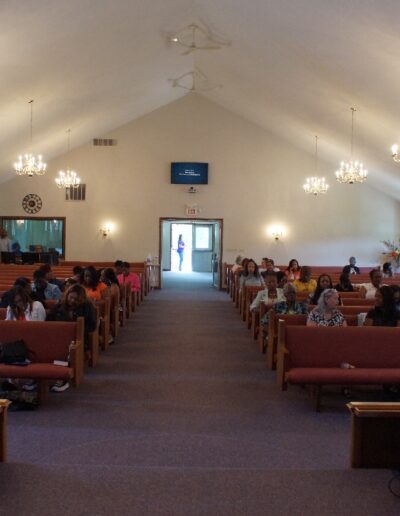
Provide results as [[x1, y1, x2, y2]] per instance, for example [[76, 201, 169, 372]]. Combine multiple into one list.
[[2, 0, 400, 199]]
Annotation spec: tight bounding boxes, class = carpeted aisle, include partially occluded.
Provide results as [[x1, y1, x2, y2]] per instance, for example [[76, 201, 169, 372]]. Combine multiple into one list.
[[1, 272, 399, 515]]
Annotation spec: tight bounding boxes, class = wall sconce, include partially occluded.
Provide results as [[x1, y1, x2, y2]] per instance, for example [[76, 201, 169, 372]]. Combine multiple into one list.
[[391, 144, 400, 163], [100, 222, 113, 238], [268, 224, 285, 241]]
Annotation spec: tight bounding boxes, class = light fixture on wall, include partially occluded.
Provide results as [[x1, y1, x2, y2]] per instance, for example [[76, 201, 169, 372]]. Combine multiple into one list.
[[335, 107, 368, 184], [55, 129, 81, 189], [391, 143, 400, 162], [100, 222, 113, 238], [303, 136, 329, 195], [269, 225, 285, 241], [14, 100, 47, 176]]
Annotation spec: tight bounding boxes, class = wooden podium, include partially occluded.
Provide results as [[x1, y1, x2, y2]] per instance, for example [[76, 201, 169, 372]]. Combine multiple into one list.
[[347, 402, 400, 468]]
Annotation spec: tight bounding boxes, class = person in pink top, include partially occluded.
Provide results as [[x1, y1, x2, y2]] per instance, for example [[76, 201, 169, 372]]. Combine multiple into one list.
[[118, 262, 141, 293]]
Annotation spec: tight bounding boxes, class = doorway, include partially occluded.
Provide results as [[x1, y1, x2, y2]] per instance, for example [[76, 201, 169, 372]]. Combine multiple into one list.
[[159, 218, 223, 288]]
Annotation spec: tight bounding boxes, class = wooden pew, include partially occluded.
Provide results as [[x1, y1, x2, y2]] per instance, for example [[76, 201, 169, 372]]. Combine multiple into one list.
[[277, 324, 400, 411], [0, 399, 11, 462], [242, 285, 264, 326], [0, 319, 85, 403], [96, 298, 111, 353]]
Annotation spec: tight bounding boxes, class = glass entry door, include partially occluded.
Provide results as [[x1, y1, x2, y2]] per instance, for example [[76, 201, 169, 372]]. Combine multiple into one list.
[[192, 224, 213, 272]]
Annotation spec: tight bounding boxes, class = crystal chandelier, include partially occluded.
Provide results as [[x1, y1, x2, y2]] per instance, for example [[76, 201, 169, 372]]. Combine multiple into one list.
[[303, 136, 329, 195], [335, 107, 368, 184], [391, 144, 400, 162], [14, 100, 47, 176], [55, 129, 81, 188]]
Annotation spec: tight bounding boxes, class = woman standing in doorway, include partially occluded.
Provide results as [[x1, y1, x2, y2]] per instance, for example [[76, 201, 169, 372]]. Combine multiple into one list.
[[177, 234, 185, 271]]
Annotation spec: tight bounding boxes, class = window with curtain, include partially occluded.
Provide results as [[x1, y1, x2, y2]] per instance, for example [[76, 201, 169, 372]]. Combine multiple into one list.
[[0, 217, 65, 257]]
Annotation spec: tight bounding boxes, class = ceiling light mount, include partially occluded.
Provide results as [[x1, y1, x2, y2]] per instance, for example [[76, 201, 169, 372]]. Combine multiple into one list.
[[170, 23, 230, 55], [169, 67, 221, 93]]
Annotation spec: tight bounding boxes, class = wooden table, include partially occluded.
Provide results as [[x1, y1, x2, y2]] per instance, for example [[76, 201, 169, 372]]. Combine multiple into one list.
[[347, 402, 400, 468], [0, 399, 11, 462]]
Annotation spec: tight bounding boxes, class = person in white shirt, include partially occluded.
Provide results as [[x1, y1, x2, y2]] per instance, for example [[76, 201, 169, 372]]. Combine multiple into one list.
[[5, 286, 46, 321], [0, 229, 12, 253], [250, 271, 286, 311]]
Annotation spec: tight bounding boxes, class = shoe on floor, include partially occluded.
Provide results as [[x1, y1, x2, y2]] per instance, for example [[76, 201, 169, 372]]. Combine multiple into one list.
[[51, 380, 70, 393], [22, 380, 37, 392]]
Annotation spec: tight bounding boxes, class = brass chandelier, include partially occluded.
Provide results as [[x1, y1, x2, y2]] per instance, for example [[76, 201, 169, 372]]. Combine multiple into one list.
[[14, 100, 47, 176]]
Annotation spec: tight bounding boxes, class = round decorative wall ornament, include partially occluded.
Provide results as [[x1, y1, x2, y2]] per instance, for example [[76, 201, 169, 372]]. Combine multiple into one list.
[[22, 193, 42, 214]]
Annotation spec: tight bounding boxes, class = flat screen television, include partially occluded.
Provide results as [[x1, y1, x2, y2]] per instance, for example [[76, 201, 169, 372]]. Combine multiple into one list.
[[171, 162, 208, 185]]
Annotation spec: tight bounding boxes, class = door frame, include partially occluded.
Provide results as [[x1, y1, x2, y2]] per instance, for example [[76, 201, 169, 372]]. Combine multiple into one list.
[[159, 217, 224, 288]]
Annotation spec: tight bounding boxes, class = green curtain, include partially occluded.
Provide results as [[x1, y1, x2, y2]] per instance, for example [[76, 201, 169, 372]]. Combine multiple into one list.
[[3, 219, 64, 254]]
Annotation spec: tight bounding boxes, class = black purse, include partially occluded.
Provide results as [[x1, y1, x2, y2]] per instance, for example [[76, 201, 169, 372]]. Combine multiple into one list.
[[0, 340, 28, 364]]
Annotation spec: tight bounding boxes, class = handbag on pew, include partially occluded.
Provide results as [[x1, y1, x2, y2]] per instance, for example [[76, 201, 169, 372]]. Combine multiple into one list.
[[0, 339, 28, 364]]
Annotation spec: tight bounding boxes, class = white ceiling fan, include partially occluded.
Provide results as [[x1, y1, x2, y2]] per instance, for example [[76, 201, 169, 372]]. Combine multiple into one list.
[[170, 23, 230, 56]]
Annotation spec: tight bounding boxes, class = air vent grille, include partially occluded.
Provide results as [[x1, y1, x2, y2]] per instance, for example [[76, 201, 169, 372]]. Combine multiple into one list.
[[65, 184, 86, 201], [93, 138, 117, 146]]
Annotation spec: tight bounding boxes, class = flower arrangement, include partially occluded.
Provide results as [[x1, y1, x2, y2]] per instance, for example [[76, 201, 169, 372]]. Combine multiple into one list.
[[382, 240, 400, 266]]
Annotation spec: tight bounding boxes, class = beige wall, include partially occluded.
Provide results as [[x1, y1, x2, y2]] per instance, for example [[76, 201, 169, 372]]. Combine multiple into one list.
[[0, 94, 398, 266]]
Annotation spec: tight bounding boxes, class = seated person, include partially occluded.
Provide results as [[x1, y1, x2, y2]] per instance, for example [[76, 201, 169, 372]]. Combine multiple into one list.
[[64, 265, 84, 288], [391, 285, 400, 313], [335, 272, 354, 292], [31, 269, 62, 301], [359, 269, 384, 299], [308, 274, 334, 305], [307, 288, 347, 327], [114, 260, 124, 276], [11, 241, 22, 257], [382, 262, 393, 278], [342, 256, 360, 275], [250, 271, 286, 312], [261, 282, 308, 328], [264, 258, 280, 272], [231, 255, 243, 275], [117, 261, 141, 293], [6, 286, 46, 321], [239, 259, 265, 291], [276, 271, 288, 288], [364, 286, 400, 327], [285, 259, 301, 280], [39, 264, 64, 291], [0, 277, 32, 308], [81, 266, 108, 301], [101, 267, 120, 298], [46, 284, 97, 391], [293, 266, 317, 294]]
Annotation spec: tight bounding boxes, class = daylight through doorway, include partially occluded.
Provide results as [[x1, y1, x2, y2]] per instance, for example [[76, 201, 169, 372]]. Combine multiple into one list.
[[171, 223, 193, 272]]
